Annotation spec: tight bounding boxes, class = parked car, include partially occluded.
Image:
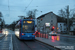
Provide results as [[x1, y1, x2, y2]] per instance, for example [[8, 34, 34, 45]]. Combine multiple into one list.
[[49, 31, 57, 36]]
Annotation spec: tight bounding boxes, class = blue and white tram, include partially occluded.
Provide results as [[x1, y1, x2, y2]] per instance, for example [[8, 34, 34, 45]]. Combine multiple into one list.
[[15, 19, 35, 40]]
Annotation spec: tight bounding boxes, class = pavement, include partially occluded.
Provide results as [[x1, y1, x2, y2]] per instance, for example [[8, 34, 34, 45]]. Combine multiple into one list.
[[0, 33, 5, 39], [59, 34, 75, 38], [35, 34, 75, 50], [0, 30, 75, 50], [0, 29, 13, 50]]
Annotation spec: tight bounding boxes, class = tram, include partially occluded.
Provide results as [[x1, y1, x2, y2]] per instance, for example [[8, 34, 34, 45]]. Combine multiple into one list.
[[15, 19, 35, 40]]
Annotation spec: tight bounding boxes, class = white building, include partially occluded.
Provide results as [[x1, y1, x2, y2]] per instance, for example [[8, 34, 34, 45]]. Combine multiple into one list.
[[70, 14, 75, 31], [57, 22, 67, 32]]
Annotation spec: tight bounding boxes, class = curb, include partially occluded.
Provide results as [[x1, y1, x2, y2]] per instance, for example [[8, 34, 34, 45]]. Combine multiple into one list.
[[60, 35, 75, 38], [35, 39, 61, 50], [11, 33, 13, 50], [9, 33, 13, 50], [0, 34, 5, 39]]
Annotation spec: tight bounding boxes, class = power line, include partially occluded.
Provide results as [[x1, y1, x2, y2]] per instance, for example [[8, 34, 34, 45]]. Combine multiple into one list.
[[8, 0, 10, 17], [24, 0, 33, 12]]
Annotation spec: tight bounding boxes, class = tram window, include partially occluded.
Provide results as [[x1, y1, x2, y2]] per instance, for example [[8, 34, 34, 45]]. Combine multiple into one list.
[[22, 24, 34, 33]]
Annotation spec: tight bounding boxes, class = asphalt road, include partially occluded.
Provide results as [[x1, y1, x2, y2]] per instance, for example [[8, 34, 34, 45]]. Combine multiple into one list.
[[0, 29, 11, 50], [12, 34, 56, 50], [1, 29, 75, 50]]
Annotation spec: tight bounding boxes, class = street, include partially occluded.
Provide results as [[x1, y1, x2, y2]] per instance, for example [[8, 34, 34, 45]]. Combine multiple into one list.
[[0, 29, 75, 50], [12, 34, 56, 50], [0, 29, 12, 50], [0, 0, 75, 50], [0, 29, 56, 50]]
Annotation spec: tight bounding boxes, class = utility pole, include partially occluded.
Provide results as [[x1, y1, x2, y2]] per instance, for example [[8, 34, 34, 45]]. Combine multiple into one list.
[[67, 5, 69, 34]]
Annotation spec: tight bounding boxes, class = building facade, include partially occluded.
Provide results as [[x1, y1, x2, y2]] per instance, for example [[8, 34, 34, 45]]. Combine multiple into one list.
[[37, 12, 57, 33], [70, 14, 75, 31], [57, 22, 67, 32]]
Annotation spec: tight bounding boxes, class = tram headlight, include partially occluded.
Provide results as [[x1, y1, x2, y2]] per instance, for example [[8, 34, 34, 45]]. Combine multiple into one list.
[[22, 33, 25, 35]]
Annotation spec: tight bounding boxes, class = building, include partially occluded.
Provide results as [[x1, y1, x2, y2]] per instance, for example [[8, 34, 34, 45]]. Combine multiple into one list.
[[37, 12, 57, 33], [37, 11, 75, 34], [57, 16, 67, 33], [57, 22, 67, 33], [70, 14, 75, 31]]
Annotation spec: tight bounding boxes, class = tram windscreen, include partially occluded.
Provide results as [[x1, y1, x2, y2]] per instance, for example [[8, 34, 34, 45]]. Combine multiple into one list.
[[22, 21, 35, 33]]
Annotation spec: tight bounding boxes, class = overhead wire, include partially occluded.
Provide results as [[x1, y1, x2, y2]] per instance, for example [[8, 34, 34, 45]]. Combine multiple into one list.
[[24, 0, 33, 12], [8, 0, 10, 17]]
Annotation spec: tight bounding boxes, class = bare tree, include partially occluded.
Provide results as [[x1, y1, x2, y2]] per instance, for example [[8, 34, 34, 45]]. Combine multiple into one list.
[[58, 6, 75, 18], [58, 5, 72, 34], [0, 12, 3, 30], [58, 9, 66, 17], [70, 8, 75, 17], [27, 9, 38, 19], [18, 16, 25, 19], [27, 11, 33, 18], [32, 9, 38, 18], [0, 12, 3, 21]]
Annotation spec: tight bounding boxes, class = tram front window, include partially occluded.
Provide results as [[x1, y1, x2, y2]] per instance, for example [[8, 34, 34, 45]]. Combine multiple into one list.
[[22, 24, 34, 33]]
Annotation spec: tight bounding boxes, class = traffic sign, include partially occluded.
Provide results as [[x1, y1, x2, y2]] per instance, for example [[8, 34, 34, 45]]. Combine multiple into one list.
[[45, 23, 50, 27]]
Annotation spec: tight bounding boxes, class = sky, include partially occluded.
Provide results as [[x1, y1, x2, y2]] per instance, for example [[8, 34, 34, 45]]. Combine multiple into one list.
[[0, 0, 75, 24]]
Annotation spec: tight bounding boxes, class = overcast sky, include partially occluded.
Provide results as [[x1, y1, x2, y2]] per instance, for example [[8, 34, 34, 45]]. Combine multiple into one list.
[[0, 0, 75, 24]]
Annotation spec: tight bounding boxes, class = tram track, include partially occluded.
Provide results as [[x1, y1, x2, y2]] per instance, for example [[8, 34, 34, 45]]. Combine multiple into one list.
[[23, 41, 33, 50], [13, 34, 57, 50], [22, 40, 51, 50]]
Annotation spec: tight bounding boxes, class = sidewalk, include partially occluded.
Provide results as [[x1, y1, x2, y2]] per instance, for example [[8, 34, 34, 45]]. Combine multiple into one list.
[[59, 34, 75, 38], [0, 33, 5, 39], [35, 37, 75, 50]]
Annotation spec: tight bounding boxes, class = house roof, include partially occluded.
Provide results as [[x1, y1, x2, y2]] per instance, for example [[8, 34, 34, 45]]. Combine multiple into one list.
[[37, 11, 53, 19], [37, 11, 67, 23], [56, 15, 67, 22]]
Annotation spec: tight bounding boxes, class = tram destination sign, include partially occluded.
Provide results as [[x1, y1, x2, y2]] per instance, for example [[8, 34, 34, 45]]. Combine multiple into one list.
[[23, 21, 34, 24]]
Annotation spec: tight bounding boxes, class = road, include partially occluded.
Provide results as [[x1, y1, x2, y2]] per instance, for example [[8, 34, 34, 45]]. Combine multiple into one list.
[[0, 29, 75, 50], [0, 29, 56, 50], [0, 29, 12, 50], [12, 32, 56, 50]]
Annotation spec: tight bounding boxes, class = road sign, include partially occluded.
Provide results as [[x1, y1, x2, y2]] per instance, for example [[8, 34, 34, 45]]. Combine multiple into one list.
[[45, 23, 50, 27]]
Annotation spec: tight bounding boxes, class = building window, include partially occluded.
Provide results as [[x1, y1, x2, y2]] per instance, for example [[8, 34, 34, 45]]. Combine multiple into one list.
[[64, 28, 66, 30], [51, 24, 53, 26], [51, 16, 53, 18], [64, 24, 66, 26], [74, 28, 75, 30], [60, 26, 62, 30], [71, 25, 73, 27], [51, 20, 53, 22], [51, 13, 53, 15], [60, 24, 61, 25]]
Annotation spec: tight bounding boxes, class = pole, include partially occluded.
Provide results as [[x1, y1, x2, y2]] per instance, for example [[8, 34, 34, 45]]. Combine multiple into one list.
[[45, 25, 46, 38], [67, 5, 69, 34]]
